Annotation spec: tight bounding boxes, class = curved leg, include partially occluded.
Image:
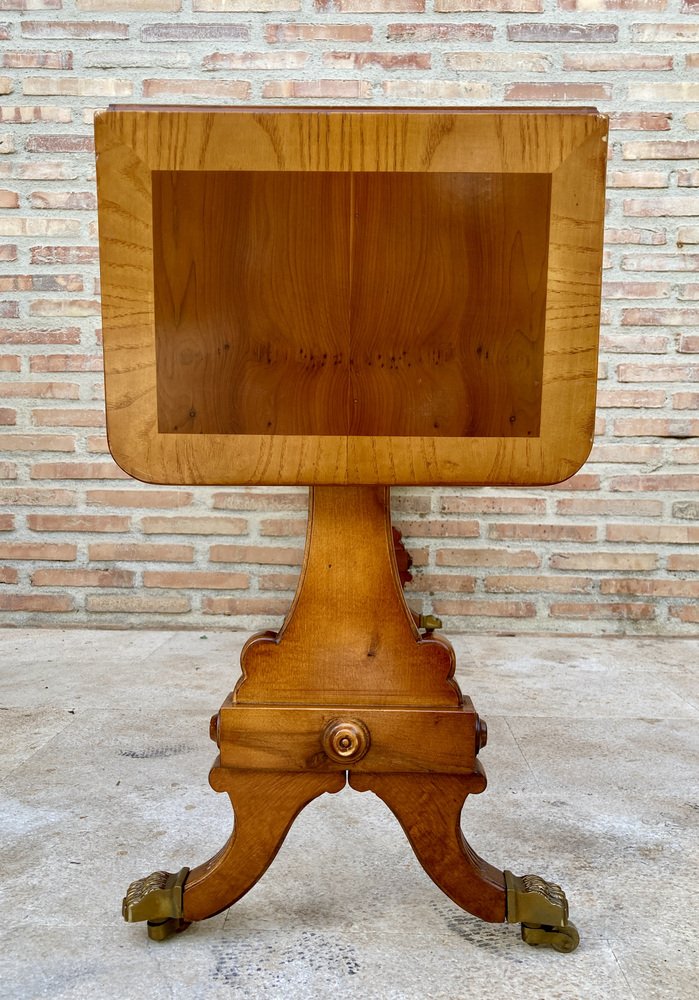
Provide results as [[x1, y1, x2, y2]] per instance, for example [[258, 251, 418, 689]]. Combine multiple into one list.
[[349, 769, 579, 951], [123, 766, 345, 938], [349, 768, 506, 922]]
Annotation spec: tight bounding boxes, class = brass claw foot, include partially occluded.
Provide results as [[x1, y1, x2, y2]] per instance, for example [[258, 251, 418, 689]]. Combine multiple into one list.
[[122, 867, 191, 941], [504, 871, 580, 954]]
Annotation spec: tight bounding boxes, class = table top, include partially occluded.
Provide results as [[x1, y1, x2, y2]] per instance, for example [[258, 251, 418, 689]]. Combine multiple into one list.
[[96, 106, 608, 487]]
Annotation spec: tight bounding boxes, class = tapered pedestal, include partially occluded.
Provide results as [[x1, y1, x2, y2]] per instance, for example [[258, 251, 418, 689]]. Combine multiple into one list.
[[123, 486, 578, 953]]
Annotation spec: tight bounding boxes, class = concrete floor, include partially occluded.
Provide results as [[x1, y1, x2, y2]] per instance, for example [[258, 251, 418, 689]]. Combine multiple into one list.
[[0, 628, 697, 1000]]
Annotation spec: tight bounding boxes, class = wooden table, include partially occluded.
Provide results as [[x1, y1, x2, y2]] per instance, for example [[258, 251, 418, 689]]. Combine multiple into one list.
[[96, 106, 608, 952]]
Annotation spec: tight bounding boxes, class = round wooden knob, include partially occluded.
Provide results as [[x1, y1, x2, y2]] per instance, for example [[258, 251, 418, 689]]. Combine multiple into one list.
[[322, 719, 370, 764]]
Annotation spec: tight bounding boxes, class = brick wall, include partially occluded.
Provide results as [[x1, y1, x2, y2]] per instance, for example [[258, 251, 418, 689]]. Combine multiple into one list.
[[0, 0, 697, 635]]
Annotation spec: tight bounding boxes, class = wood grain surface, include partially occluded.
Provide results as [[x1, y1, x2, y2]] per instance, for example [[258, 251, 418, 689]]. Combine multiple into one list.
[[96, 107, 608, 486]]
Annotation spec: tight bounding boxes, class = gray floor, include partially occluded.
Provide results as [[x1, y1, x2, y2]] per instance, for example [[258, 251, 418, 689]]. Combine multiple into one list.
[[1, 628, 697, 1000]]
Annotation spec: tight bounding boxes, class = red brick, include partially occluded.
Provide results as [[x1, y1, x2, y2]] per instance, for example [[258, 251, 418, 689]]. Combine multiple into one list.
[[564, 53, 671, 71], [203, 51, 308, 70], [436, 548, 540, 568], [30, 246, 98, 264], [437, 0, 540, 8], [395, 519, 480, 538], [622, 307, 699, 326], [549, 474, 600, 491], [623, 140, 699, 160], [614, 417, 699, 437], [485, 575, 592, 594], [32, 568, 135, 587], [603, 281, 671, 298], [433, 599, 536, 617], [601, 578, 699, 598], [609, 112, 672, 131], [0, 541, 75, 559], [387, 22, 493, 40], [323, 51, 430, 69], [0, 514, 14, 530], [597, 389, 666, 407], [0, 275, 84, 292], [669, 605, 699, 624], [212, 490, 307, 511], [0, 303, 19, 319], [86, 435, 109, 454], [550, 552, 658, 570], [605, 228, 666, 246], [589, 443, 663, 463], [607, 172, 669, 189], [87, 489, 193, 507], [259, 517, 307, 537], [258, 572, 300, 591], [317, 0, 422, 8], [629, 83, 699, 101], [0, 189, 18, 208], [263, 80, 372, 99], [30, 191, 96, 210], [618, 363, 698, 382], [203, 596, 289, 615], [679, 335, 699, 352], [679, 284, 699, 299], [0, 461, 17, 479], [556, 498, 663, 516], [265, 23, 372, 42], [507, 22, 618, 42], [0, 567, 19, 584], [32, 407, 104, 426], [383, 80, 490, 99], [672, 500, 699, 520], [632, 24, 699, 42], [0, 408, 16, 425], [406, 573, 476, 593], [0, 356, 20, 372], [210, 544, 303, 565], [623, 254, 699, 271], [30, 354, 102, 372], [611, 473, 698, 493], [25, 135, 94, 152], [27, 513, 129, 532], [31, 461, 128, 479], [446, 52, 550, 72], [0, 487, 75, 505], [0, 106, 69, 126], [441, 496, 546, 515], [3, 50, 73, 69], [141, 515, 247, 534], [673, 392, 699, 409], [624, 197, 699, 217], [606, 523, 699, 543], [86, 594, 190, 613], [489, 523, 597, 542], [667, 554, 699, 571], [506, 82, 611, 101], [142, 79, 250, 99], [79, 0, 181, 7], [89, 542, 194, 561], [0, 594, 74, 612], [0, 381, 79, 399], [0, 245, 18, 261], [143, 571, 249, 589], [549, 602, 655, 621], [560, 0, 665, 6], [678, 170, 699, 187], [0, 433, 74, 451], [21, 20, 128, 38], [141, 22, 249, 41]]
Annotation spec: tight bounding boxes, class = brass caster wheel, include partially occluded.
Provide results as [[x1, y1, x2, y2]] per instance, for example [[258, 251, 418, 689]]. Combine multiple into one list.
[[521, 921, 580, 954], [122, 867, 190, 942], [147, 917, 191, 941], [504, 870, 580, 954]]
